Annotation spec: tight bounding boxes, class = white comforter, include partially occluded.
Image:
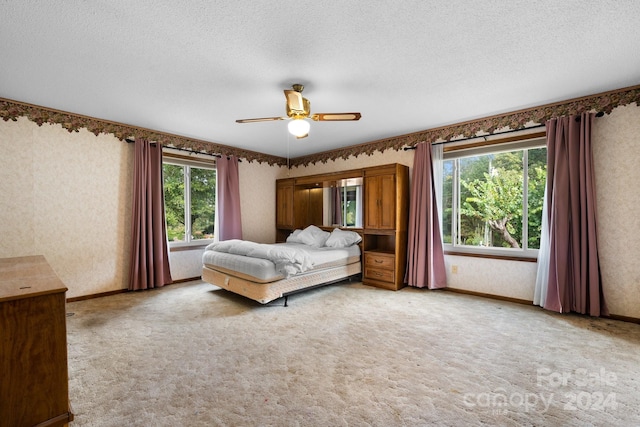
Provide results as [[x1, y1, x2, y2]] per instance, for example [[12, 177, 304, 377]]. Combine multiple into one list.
[[204, 240, 313, 278]]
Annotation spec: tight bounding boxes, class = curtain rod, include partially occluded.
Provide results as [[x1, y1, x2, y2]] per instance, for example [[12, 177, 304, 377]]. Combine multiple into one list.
[[402, 112, 604, 150], [402, 125, 545, 150], [125, 138, 241, 161]]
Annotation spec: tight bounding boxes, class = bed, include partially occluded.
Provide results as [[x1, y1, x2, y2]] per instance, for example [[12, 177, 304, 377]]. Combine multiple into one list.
[[201, 226, 362, 305]]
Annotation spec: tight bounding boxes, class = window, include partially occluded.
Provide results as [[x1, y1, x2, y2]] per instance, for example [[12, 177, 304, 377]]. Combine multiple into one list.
[[338, 178, 363, 228], [441, 137, 546, 258], [162, 156, 216, 245], [339, 185, 360, 227]]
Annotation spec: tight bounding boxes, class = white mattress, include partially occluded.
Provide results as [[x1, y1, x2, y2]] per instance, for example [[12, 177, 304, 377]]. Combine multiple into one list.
[[202, 242, 361, 283]]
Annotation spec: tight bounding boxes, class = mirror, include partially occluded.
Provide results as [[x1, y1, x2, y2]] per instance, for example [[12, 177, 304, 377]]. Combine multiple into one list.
[[323, 177, 363, 228]]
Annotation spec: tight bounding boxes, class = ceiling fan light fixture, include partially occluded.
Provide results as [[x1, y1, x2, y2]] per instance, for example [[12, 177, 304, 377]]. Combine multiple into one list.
[[288, 118, 310, 138], [235, 84, 361, 137]]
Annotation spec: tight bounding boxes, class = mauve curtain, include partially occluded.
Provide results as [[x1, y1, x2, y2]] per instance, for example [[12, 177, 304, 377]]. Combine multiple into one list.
[[128, 139, 172, 291], [216, 155, 243, 241], [405, 142, 447, 289], [332, 186, 342, 226], [542, 113, 608, 316]]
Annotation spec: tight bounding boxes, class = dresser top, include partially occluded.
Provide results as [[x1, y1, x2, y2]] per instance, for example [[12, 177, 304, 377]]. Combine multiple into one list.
[[0, 255, 67, 302]]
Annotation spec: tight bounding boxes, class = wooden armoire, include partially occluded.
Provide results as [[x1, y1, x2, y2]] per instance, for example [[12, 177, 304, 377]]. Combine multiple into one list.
[[361, 163, 409, 290], [275, 163, 409, 290]]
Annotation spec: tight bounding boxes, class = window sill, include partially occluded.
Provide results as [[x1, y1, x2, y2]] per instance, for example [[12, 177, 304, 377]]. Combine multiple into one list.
[[444, 250, 538, 262], [169, 242, 211, 252]]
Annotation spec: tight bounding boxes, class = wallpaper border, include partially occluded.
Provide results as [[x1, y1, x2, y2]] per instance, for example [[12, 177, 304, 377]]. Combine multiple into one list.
[[0, 99, 287, 166], [290, 84, 640, 166], [2, 83, 639, 167]]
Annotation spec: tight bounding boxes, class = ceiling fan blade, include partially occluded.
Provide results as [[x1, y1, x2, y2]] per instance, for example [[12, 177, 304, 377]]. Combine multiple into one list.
[[236, 117, 286, 123], [284, 90, 305, 112], [311, 112, 362, 121]]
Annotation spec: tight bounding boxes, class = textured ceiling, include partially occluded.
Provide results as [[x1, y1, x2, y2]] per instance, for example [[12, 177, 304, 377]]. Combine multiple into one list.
[[1, 1, 639, 159]]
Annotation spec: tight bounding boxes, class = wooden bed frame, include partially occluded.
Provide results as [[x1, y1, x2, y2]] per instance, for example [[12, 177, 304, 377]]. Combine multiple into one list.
[[202, 228, 364, 305], [202, 259, 361, 306]]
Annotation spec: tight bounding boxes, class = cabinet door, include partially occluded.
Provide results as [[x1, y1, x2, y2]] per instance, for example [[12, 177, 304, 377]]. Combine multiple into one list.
[[364, 174, 396, 230], [378, 174, 396, 229], [276, 181, 294, 228], [364, 175, 380, 229]]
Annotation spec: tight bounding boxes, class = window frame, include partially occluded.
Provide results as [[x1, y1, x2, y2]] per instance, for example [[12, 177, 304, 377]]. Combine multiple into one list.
[[441, 136, 546, 260], [162, 152, 217, 249], [339, 184, 363, 228]]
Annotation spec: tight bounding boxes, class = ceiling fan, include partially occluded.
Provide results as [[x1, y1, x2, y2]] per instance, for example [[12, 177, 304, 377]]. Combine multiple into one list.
[[235, 84, 362, 139]]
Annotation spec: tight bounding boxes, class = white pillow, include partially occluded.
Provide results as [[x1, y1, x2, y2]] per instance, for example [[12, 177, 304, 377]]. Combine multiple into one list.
[[296, 225, 330, 248], [325, 228, 362, 248], [286, 229, 303, 243]]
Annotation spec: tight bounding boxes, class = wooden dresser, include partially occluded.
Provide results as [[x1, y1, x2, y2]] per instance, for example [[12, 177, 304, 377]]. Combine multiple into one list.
[[0, 255, 74, 427]]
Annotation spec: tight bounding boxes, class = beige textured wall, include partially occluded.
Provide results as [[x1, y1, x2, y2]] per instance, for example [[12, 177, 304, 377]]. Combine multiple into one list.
[[444, 255, 538, 300], [0, 117, 284, 294], [0, 117, 133, 298], [593, 103, 640, 318], [239, 160, 283, 243], [281, 107, 640, 312], [2, 103, 639, 315], [0, 117, 35, 253]]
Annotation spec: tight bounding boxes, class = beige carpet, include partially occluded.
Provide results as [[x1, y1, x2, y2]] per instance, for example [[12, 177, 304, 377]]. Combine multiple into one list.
[[66, 280, 640, 426]]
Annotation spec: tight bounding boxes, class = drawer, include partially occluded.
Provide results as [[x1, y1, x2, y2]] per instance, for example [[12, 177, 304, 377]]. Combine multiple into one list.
[[364, 266, 395, 283], [365, 253, 395, 269]]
